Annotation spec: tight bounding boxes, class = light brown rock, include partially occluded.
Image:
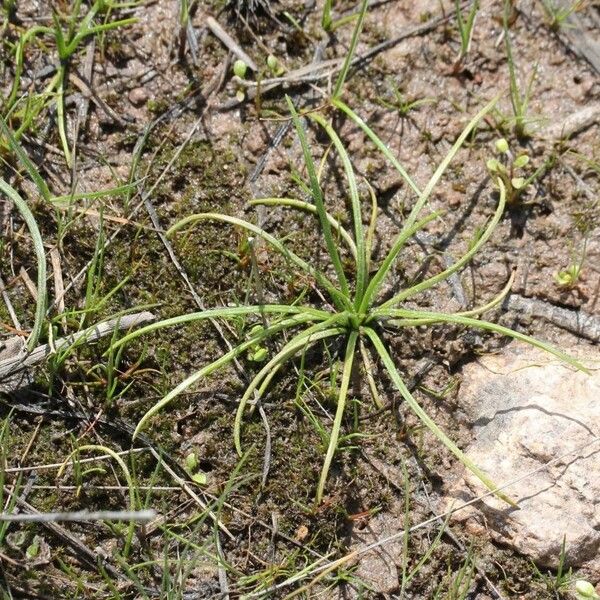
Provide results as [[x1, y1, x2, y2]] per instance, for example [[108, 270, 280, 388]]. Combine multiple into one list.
[[443, 342, 600, 574], [128, 87, 148, 106]]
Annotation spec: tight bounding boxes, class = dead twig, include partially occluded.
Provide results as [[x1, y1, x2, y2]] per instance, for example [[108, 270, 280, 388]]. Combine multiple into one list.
[[223, 6, 462, 108], [0, 310, 156, 380], [206, 15, 258, 71], [0, 509, 156, 523], [503, 293, 600, 343]]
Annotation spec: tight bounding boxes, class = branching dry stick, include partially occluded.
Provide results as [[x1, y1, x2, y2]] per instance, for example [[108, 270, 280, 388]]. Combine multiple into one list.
[[0, 310, 156, 380], [224, 4, 465, 108]]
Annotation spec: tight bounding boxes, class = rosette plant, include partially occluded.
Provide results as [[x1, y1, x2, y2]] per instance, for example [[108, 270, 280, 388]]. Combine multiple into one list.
[[111, 96, 585, 504]]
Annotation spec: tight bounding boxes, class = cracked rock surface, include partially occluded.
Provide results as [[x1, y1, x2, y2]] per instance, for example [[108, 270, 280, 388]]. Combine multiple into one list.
[[443, 342, 600, 575]]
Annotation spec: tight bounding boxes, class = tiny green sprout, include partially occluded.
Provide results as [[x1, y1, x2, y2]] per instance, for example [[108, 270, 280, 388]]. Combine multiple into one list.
[[26, 537, 40, 559], [249, 325, 264, 337], [575, 580, 600, 599], [251, 347, 268, 362], [233, 59, 248, 79], [266, 54, 284, 76], [184, 452, 207, 485], [486, 138, 531, 205], [513, 154, 529, 168], [486, 158, 506, 175], [191, 472, 207, 485], [554, 263, 581, 288], [247, 325, 268, 362], [185, 452, 198, 472], [495, 138, 509, 154]]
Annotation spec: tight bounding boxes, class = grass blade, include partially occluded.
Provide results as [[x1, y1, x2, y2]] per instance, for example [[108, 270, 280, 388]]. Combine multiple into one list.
[[234, 318, 348, 455], [0, 116, 51, 202], [286, 97, 350, 301], [57, 445, 136, 556], [249, 197, 357, 259], [309, 114, 367, 309], [133, 314, 317, 438], [334, 93, 499, 243], [332, 0, 369, 100], [364, 180, 378, 273], [108, 305, 327, 353], [359, 211, 441, 312], [364, 327, 516, 505], [359, 96, 501, 310], [168, 212, 352, 311], [0, 179, 46, 350], [376, 309, 589, 373], [379, 178, 506, 309], [332, 99, 421, 196], [316, 330, 358, 503]]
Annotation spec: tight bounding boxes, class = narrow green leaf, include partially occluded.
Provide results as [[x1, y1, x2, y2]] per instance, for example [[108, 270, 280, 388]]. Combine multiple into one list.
[[0, 179, 46, 350], [375, 310, 589, 374], [133, 314, 317, 438], [286, 97, 350, 302], [309, 114, 367, 307], [379, 177, 506, 310], [168, 211, 351, 311], [109, 306, 326, 353], [364, 327, 516, 505], [359, 211, 441, 312], [249, 197, 357, 259], [332, 0, 368, 99], [317, 330, 358, 503], [234, 318, 348, 455], [332, 99, 421, 196], [0, 116, 51, 202]]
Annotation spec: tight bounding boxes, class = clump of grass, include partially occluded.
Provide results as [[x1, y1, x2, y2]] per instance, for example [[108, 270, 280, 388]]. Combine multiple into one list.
[[452, 0, 480, 72], [538, 0, 584, 31], [376, 81, 436, 118], [110, 93, 586, 505], [555, 237, 587, 289], [503, 1, 538, 139], [2, 0, 136, 165]]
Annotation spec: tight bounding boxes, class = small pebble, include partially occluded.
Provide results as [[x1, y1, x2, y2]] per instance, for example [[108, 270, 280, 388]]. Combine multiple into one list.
[[129, 87, 148, 106]]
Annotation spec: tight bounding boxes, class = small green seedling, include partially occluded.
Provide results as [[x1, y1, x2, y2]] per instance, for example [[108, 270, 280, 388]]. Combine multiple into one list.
[[539, 0, 584, 31], [377, 82, 436, 118], [247, 325, 269, 362], [531, 535, 573, 596], [184, 452, 207, 485], [453, 0, 480, 72], [266, 54, 285, 76], [555, 263, 581, 288], [486, 138, 531, 204], [233, 59, 248, 79], [575, 580, 600, 600], [4, 1, 136, 165], [555, 238, 587, 289], [504, 0, 538, 139], [233, 59, 248, 102]]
